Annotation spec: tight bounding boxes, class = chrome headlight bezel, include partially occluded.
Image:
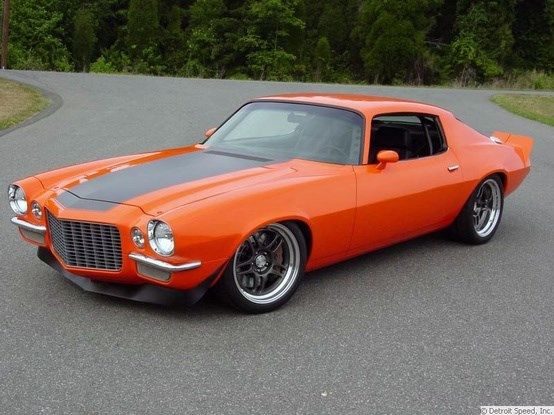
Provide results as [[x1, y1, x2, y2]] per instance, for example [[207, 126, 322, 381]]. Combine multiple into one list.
[[147, 220, 174, 256], [131, 227, 145, 248], [31, 201, 43, 219], [8, 185, 28, 215]]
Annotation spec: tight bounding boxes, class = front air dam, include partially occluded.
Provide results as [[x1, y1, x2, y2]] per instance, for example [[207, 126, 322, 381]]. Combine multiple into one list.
[[37, 247, 218, 306]]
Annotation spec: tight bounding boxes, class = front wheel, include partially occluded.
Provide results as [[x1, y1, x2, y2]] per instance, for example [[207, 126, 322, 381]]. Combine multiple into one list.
[[450, 174, 504, 244], [215, 222, 307, 313]]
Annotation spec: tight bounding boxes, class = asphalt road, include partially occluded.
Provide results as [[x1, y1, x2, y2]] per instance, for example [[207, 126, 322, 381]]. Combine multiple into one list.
[[0, 71, 552, 414]]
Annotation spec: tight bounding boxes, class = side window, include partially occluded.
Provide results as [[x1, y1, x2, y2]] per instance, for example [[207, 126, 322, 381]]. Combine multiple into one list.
[[422, 116, 447, 154], [369, 113, 446, 163]]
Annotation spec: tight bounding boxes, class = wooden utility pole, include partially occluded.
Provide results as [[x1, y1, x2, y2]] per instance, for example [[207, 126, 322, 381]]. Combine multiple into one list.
[[1, 0, 10, 69]]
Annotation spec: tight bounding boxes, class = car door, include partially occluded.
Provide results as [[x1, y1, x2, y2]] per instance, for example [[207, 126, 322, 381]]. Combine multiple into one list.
[[349, 113, 465, 254]]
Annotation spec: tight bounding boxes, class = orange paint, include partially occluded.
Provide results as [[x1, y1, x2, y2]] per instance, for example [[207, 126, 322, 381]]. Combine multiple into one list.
[[10, 94, 533, 294]]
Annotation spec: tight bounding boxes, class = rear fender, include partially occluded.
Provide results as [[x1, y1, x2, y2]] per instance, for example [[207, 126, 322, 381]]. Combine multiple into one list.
[[491, 131, 534, 167]]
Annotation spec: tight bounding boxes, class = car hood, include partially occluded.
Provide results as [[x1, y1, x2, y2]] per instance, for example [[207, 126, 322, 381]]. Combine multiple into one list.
[[57, 146, 296, 215]]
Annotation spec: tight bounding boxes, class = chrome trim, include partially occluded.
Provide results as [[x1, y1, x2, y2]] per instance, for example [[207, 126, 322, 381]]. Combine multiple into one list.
[[11, 217, 46, 234], [129, 253, 201, 272], [448, 165, 460, 172], [47, 211, 122, 271]]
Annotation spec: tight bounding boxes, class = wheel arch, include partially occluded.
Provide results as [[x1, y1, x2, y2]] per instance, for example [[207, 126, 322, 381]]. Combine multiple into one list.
[[284, 219, 313, 261], [237, 215, 314, 262], [484, 170, 508, 192], [497, 172, 508, 192]]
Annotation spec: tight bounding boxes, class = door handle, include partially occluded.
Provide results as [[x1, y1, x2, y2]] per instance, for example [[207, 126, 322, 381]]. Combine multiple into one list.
[[448, 165, 460, 172]]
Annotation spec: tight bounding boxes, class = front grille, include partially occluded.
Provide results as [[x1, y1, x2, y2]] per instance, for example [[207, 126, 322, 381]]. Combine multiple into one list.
[[47, 211, 122, 271]]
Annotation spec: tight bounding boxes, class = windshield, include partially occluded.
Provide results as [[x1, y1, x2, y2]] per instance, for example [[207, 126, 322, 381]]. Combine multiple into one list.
[[204, 101, 364, 165]]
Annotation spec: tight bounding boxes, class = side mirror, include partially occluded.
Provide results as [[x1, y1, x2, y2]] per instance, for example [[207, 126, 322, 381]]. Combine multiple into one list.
[[376, 150, 399, 170], [204, 127, 217, 138]]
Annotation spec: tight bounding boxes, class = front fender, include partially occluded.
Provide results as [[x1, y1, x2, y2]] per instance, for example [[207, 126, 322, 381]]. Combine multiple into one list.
[[160, 171, 357, 269]]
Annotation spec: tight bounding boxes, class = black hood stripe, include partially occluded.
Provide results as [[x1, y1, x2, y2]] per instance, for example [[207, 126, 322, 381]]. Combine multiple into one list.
[[58, 150, 278, 210], [57, 191, 120, 211]]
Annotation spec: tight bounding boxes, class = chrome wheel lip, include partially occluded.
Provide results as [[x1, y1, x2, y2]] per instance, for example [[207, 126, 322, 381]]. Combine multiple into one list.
[[473, 178, 502, 237], [233, 223, 301, 305]]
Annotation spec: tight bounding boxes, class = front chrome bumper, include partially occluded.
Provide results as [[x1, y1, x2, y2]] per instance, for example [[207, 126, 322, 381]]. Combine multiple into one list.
[[11, 217, 46, 244], [129, 253, 202, 282], [128, 253, 202, 272], [11, 217, 46, 233]]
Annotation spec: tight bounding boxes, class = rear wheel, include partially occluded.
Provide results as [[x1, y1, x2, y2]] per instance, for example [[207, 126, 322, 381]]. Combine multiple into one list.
[[215, 222, 307, 313], [451, 174, 504, 244]]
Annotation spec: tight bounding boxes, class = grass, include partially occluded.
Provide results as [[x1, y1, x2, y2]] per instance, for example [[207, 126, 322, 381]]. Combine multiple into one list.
[[0, 77, 49, 130], [491, 94, 554, 126]]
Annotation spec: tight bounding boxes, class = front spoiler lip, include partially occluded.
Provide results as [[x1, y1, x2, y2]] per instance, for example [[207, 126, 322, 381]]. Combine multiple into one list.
[[38, 247, 215, 306]]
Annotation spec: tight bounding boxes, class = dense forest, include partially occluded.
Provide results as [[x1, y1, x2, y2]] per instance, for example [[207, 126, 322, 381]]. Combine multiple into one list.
[[1, 0, 553, 87]]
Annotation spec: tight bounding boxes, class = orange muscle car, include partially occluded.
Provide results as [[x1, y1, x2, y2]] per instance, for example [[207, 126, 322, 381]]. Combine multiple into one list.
[[9, 94, 533, 312]]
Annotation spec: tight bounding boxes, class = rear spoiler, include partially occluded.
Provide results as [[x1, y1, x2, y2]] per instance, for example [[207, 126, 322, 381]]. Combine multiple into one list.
[[490, 131, 534, 166]]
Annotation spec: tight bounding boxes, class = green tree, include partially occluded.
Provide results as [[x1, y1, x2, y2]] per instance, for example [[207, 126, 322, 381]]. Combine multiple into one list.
[[353, 0, 439, 84], [512, 0, 554, 71], [549, 0, 554, 70], [300, 0, 359, 82], [240, 0, 305, 80], [447, 0, 516, 83], [73, 9, 97, 71], [6, 0, 72, 71], [185, 0, 238, 77], [161, 4, 186, 73], [1, 0, 550, 85], [317, 1, 350, 54], [127, 0, 159, 59], [314, 36, 331, 81]]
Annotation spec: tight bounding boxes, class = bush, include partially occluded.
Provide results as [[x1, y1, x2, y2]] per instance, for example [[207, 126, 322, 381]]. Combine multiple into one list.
[[488, 70, 554, 90], [89, 56, 117, 74], [227, 72, 251, 80], [178, 59, 206, 78]]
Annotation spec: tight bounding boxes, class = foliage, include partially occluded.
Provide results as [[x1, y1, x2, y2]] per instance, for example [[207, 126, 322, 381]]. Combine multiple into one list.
[[73, 8, 97, 71], [314, 37, 331, 82], [6, 0, 73, 71], [447, 0, 515, 84], [127, 0, 159, 61], [161, 4, 186, 74], [186, 0, 236, 78], [353, 0, 440, 84], [89, 56, 118, 73], [241, 0, 305, 80], [489, 70, 554, 90], [2, 0, 553, 87]]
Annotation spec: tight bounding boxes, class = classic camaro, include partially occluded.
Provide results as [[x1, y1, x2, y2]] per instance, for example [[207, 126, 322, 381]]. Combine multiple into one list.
[[9, 94, 533, 312]]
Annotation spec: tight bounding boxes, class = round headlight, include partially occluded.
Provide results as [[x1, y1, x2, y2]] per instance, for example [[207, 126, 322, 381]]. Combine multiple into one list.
[[131, 227, 145, 248], [147, 220, 174, 256], [31, 201, 42, 219], [8, 185, 28, 215]]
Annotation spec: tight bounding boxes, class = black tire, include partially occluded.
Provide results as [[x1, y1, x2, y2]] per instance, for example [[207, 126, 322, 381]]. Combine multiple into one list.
[[450, 174, 504, 245], [214, 222, 307, 313]]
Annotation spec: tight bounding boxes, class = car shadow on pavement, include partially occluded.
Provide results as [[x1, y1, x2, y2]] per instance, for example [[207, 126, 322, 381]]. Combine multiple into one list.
[[70, 229, 467, 318]]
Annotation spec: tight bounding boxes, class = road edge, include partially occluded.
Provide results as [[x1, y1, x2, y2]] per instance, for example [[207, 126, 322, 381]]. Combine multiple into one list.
[[0, 76, 63, 138]]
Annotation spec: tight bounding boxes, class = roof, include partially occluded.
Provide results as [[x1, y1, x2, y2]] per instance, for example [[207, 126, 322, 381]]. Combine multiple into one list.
[[256, 93, 452, 117]]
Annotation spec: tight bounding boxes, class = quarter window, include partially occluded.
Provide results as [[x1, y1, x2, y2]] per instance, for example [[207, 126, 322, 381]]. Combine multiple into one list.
[[369, 113, 447, 163]]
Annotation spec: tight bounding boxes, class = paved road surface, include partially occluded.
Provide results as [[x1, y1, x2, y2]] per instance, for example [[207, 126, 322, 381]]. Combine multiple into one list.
[[0, 71, 552, 414]]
